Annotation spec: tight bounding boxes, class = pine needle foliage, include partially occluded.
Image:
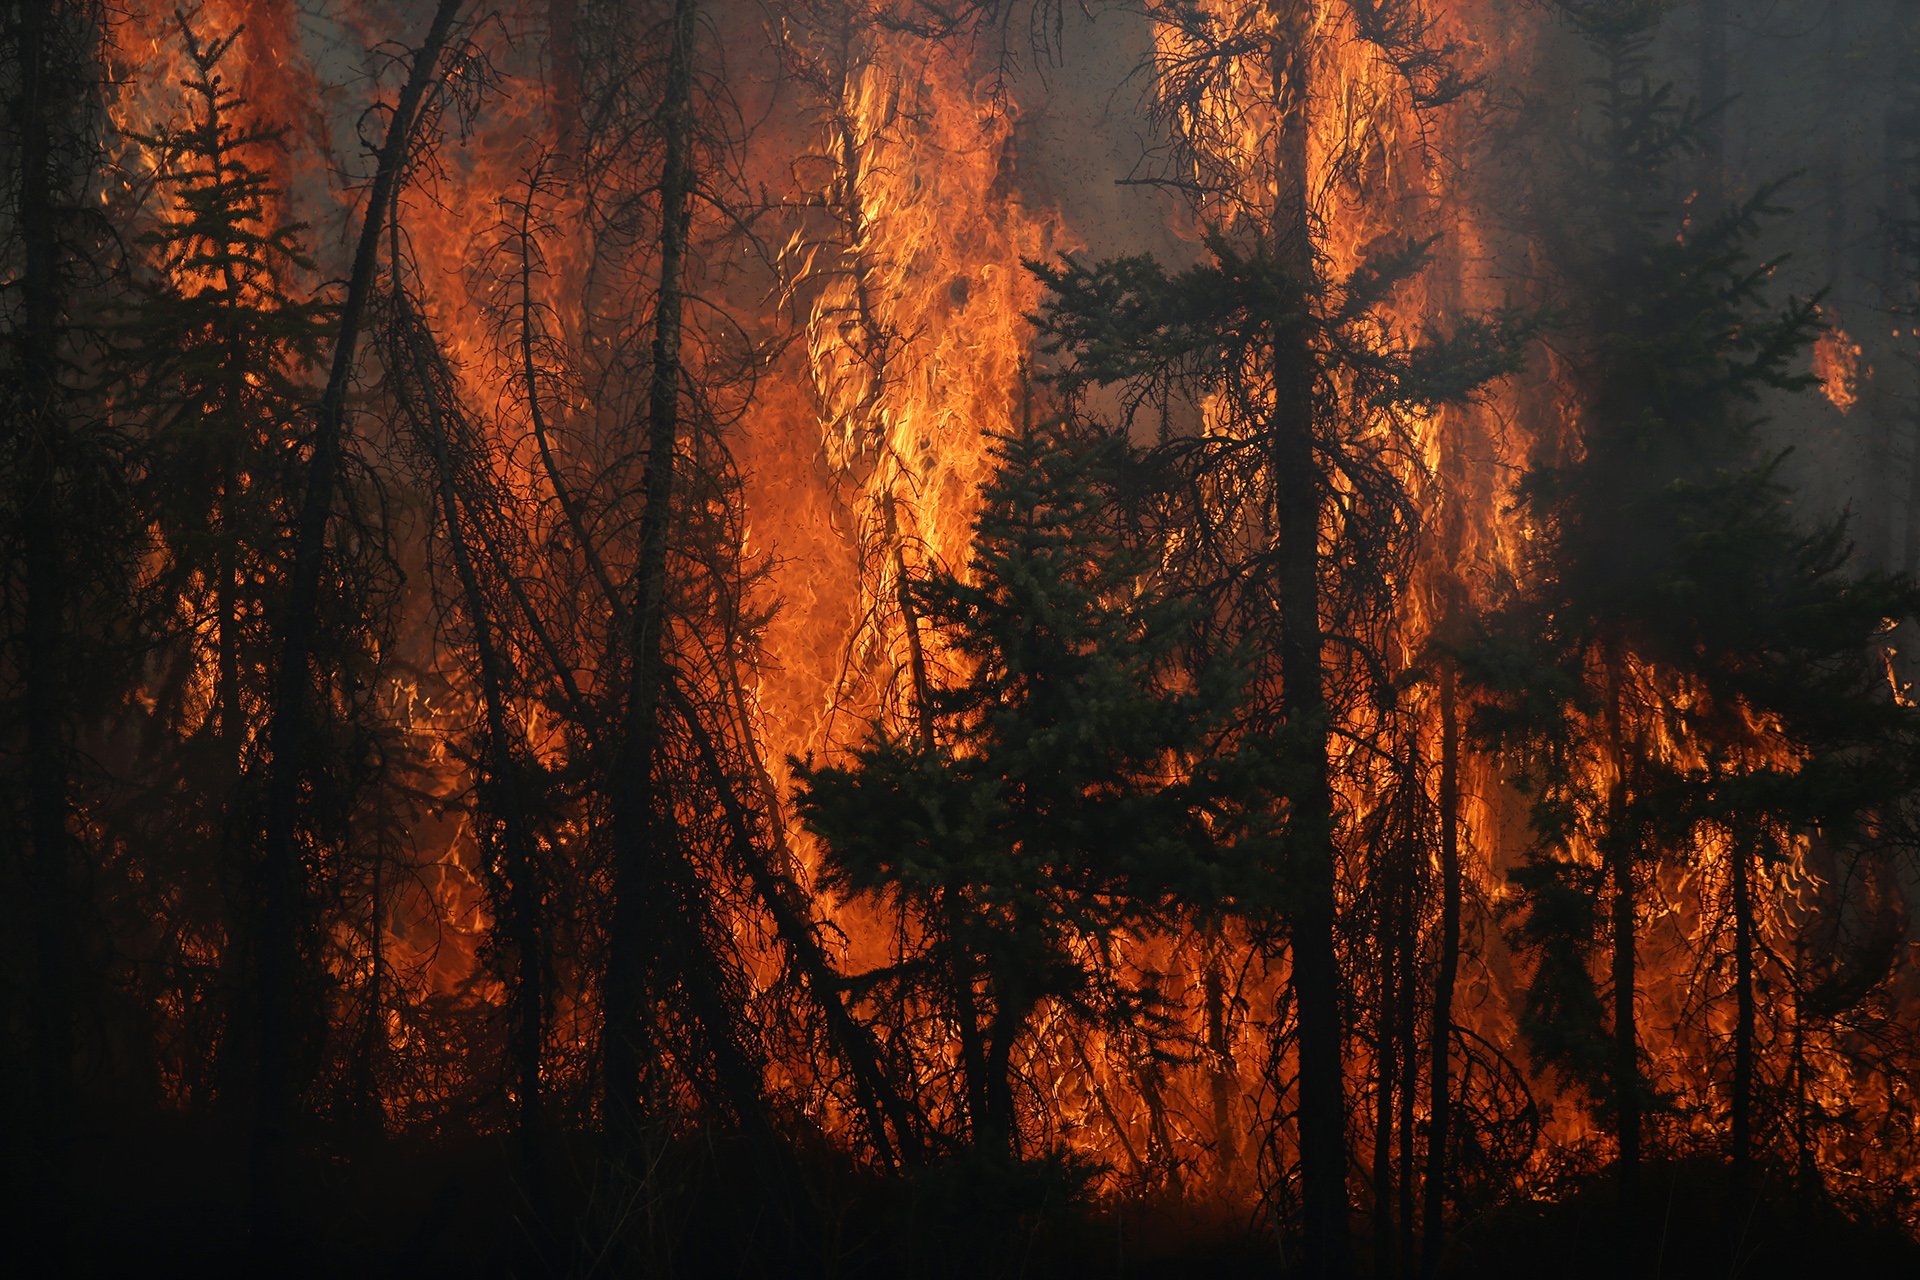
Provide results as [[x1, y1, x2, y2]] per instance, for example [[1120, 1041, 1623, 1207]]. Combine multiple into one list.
[[795, 419, 1254, 1160]]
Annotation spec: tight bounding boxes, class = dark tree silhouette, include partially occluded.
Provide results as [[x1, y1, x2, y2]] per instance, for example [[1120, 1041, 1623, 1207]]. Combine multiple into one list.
[[798, 421, 1259, 1166], [1467, 0, 1920, 1219], [0, 0, 120, 1257]]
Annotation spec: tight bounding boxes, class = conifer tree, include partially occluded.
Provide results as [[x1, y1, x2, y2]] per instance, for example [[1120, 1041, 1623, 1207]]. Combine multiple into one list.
[[1033, 8, 1522, 1269], [127, 18, 329, 772], [795, 421, 1256, 1163], [1465, 0, 1920, 1213], [1034, 223, 1518, 1280], [246, 0, 465, 1243], [119, 28, 332, 1103]]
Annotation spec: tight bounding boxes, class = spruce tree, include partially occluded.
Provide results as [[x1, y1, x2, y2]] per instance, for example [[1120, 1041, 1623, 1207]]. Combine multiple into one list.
[[794, 420, 1255, 1165], [124, 18, 327, 760], [1031, 8, 1524, 1266], [1034, 226, 1519, 1276], [118, 14, 331, 1112], [1464, 0, 1920, 1214]]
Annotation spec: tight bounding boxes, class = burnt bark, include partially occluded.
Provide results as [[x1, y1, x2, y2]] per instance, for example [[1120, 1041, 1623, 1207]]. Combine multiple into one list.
[[1205, 923, 1240, 1190], [948, 900, 993, 1152], [602, 0, 716, 1147], [1422, 649, 1462, 1277], [1372, 874, 1401, 1270], [1268, 9, 1350, 1274], [1791, 933, 1815, 1193], [7, 0, 88, 1249], [1396, 927, 1418, 1279], [1730, 827, 1756, 1190], [1267, 4, 1349, 1271], [984, 1003, 1023, 1160], [251, 0, 465, 1241], [1603, 643, 1639, 1207]]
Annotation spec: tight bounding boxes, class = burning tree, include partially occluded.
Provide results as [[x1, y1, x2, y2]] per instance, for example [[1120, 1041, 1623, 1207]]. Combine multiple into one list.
[[116, 14, 335, 1118], [795, 419, 1262, 1166], [11, 0, 1920, 1274], [1467, 0, 1920, 1222], [1032, 5, 1522, 1269]]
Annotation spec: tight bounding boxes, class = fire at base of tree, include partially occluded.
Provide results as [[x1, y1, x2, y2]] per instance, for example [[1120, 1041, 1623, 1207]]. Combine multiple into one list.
[[7, 1, 1920, 1277]]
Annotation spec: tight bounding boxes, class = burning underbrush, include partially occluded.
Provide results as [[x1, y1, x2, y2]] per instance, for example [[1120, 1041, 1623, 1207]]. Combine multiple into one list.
[[8, 0, 1920, 1275]]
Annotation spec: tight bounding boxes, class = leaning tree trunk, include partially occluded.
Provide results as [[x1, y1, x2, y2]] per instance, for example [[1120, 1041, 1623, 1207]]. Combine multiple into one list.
[[667, 682, 922, 1167], [602, 0, 705, 1148], [389, 268, 547, 1154], [251, 0, 465, 1243]]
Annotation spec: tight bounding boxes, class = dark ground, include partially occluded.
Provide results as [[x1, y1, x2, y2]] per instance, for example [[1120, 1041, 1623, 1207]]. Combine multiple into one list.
[[33, 1120, 1920, 1278]]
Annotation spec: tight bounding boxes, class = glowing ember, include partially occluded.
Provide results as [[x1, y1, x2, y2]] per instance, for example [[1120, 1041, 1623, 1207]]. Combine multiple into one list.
[[1814, 319, 1866, 414]]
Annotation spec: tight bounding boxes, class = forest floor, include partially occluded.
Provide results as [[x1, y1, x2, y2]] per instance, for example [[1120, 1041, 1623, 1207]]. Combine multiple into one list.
[[39, 1119, 1920, 1278]]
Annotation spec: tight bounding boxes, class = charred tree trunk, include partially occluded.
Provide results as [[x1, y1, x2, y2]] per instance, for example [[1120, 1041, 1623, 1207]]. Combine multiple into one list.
[[1276, 366, 1350, 1280], [984, 1003, 1023, 1161], [1396, 925, 1418, 1280], [251, 0, 464, 1241], [1422, 646, 1462, 1277], [389, 267, 547, 1153], [892, 466, 982, 1160], [602, 0, 703, 1148], [215, 484, 242, 752], [213, 198, 251, 762], [947, 903, 993, 1150], [1269, 5, 1350, 1273], [1373, 792, 1424, 1280], [1603, 643, 1639, 1208], [511, 162, 620, 608], [7, 0, 89, 1248], [1701, 0, 1761, 1196], [1730, 826, 1756, 1191], [1390, 805, 1420, 1278], [1205, 922, 1240, 1190], [356, 847, 387, 1129], [667, 682, 921, 1167], [1790, 933, 1815, 1192], [1372, 888, 1400, 1270]]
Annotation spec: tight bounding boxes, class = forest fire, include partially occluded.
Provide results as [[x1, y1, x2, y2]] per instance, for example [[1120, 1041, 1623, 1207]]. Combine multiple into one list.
[[7, 1, 1920, 1277]]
